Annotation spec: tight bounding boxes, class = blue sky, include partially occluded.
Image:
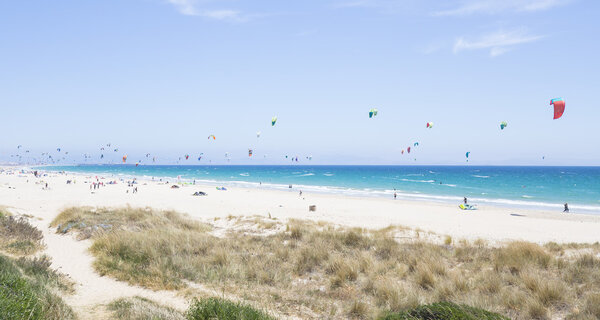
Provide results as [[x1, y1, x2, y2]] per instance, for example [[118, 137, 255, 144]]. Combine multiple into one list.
[[0, 0, 598, 165]]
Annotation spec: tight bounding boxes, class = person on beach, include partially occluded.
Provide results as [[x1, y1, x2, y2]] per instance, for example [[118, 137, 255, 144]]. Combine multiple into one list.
[[464, 197, 468, 204], [564, 203, 569, 213], [299, 190, 303, 197], [394, 192, 397, 200]]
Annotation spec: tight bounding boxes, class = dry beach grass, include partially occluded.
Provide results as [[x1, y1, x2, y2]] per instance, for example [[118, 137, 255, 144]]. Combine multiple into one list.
[[52, 206, 600, 319]]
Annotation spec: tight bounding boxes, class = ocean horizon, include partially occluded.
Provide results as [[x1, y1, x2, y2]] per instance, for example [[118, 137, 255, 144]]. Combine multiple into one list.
[[38, 164, 600, 214]]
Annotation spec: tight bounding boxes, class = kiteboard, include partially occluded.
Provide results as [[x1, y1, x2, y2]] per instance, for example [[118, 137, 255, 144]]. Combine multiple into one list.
[[459, 204, 477, 210]]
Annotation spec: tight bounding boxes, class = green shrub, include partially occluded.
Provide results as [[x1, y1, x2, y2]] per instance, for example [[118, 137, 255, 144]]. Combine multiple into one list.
[[0, 255, 43, 319], [0, 254, 75, 320], [379, 302, 509, 320], [186, 298, 275, 320]]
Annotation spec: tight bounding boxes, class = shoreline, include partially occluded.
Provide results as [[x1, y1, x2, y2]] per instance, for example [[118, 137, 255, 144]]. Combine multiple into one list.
[[33, 164, 600, 215], [2, 166, 600, 244]]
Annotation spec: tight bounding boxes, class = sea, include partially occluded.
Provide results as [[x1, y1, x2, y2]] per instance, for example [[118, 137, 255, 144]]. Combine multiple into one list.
[[40, 165, 600, 214]]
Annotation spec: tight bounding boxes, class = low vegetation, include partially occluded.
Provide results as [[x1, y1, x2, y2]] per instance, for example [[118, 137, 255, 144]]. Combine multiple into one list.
[[380, 302, 509, 320], [0, 212, 44, 255], [0, 255, 76, 319], [0, 208, 75, 320], [109, 296, 185, 320], [53, 206, 600, 319], [108, 296, 275, 320], [186, 298, 275, 320]]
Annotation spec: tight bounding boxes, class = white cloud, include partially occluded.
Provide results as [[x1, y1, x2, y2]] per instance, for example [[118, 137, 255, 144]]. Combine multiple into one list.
[[167, 0, 199, 16], [453, 29, 544, 56], [166, 0, 247, 22], [434, 0, 570, 16]]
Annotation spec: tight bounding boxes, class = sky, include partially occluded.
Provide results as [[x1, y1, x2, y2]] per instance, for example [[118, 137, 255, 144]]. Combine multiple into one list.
[[0, 0, 598, 165]]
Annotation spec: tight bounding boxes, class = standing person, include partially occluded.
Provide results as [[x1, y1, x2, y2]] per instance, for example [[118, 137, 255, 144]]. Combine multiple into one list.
[[299, 190, 303, 197], [394, 192, 397, 200], [464, 197, 468, 205], [564, 203, 569, 213]]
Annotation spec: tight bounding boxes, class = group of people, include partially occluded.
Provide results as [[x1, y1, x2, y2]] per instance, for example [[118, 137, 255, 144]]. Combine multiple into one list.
[[90, 182, 104, 190]]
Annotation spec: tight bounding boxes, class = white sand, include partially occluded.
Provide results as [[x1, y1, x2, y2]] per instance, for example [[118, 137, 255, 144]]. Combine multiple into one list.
[[2, 167, 600, 316]]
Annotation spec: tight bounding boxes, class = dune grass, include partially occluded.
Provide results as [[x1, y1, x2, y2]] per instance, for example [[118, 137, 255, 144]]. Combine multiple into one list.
[[0, 214, 44, 255], [53, 206, 600, 319], [186, 298, 275, 320], [107, 296, 276, 320], [379, 302, 509, 320], [108, 296, 185, 320], [0, 208, 74, 319], [0, 254, 75, 320]]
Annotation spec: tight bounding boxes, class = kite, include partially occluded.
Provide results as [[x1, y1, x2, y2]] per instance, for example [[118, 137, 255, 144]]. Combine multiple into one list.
[[208, 135, 216, 140], [407, 147, 411, 154], [414, 142, 419, 147], [185, 155, 190, 160], [271, 116, 278, 126], [369, 108, 378, 118], [466, 152, 470, 162], [257, 131, 261, 138], [426, 122, 434, 128], [550, 98, 565, 119], [248, 149, 253, 157], [500, 121, 508, 130], [401, 150, 404, 155], [122, 155, 128, 163]]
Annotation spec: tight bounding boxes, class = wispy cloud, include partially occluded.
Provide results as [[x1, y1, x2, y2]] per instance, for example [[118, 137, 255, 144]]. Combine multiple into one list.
[[167, 0, 199, 16], [434, 0, 570, 16], [166, 0, 248, 22], [453, 29, 544, 56]]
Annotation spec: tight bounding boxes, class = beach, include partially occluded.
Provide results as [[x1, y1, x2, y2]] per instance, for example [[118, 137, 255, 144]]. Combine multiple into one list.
[[3, 167, 600, 245], [2, 166, 600, 318]]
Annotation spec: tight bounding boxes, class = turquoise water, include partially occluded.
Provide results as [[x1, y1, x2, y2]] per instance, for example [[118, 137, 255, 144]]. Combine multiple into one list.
[[41, 165, 600, 213]]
